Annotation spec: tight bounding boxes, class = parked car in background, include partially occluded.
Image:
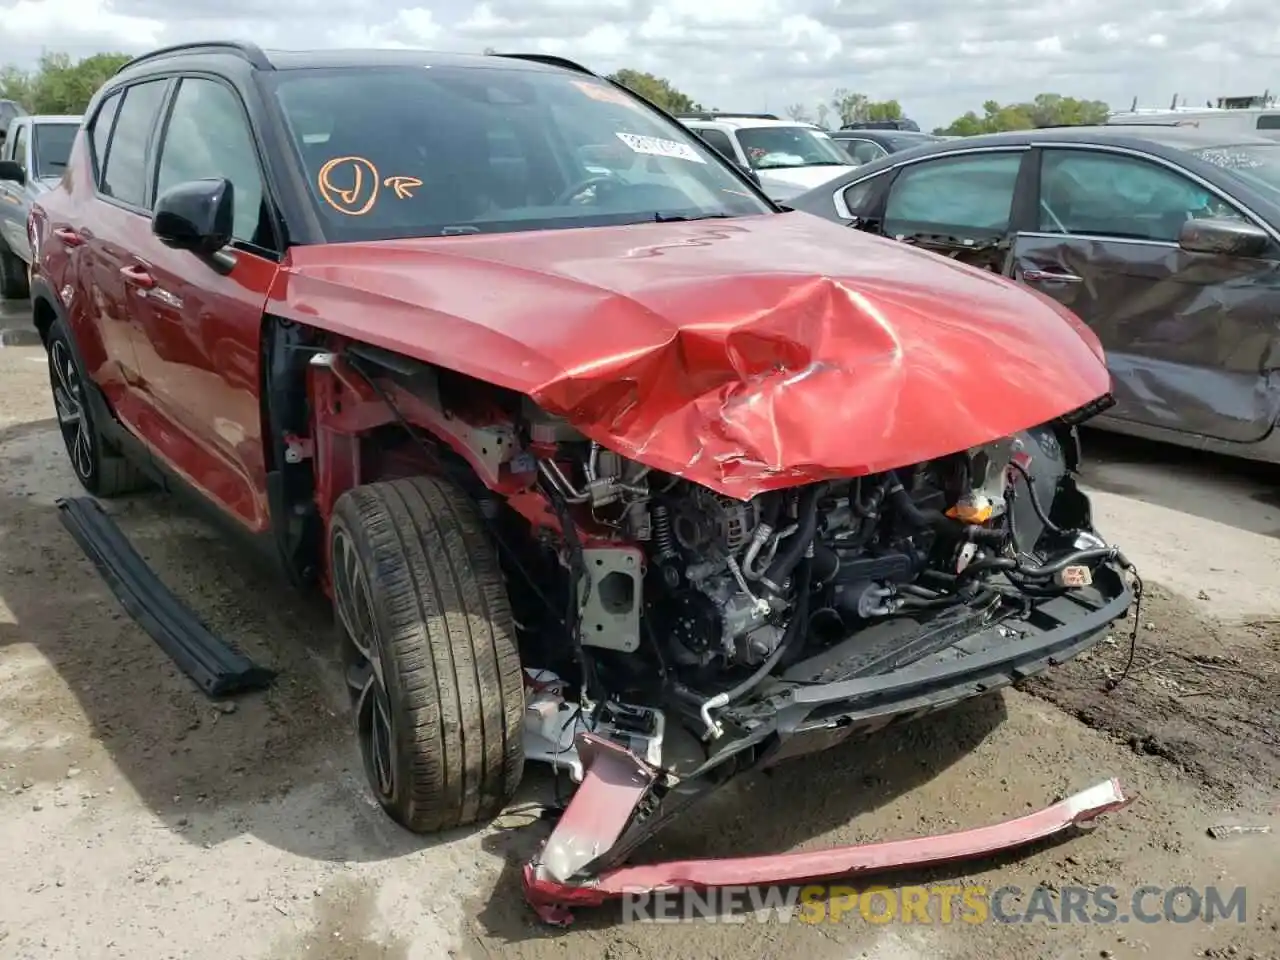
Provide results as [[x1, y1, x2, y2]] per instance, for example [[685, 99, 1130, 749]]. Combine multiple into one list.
[[677, 113, 853, 201], [0, 100, 27, 147], [0, 113, 81, 298], [839, 119, 922, 132], [790, 124, 1280, 465], [829, 129, 944, 165]]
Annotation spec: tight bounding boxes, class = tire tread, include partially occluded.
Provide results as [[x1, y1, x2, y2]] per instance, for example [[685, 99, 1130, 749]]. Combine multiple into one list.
[[331, 475, 523, 833]]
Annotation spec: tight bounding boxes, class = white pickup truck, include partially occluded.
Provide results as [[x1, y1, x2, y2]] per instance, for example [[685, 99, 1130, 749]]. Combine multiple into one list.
[[0, 113, 81, 299]]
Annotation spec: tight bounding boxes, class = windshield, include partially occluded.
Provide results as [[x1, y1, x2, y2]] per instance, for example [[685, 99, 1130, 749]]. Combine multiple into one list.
[[265, 65, 771, 242], [33, 123, 77, 179], [1190, 143, 1280, 201], [736, 126, 851, 170]]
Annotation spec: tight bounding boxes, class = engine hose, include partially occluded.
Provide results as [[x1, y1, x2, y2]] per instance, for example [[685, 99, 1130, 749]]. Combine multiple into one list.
[[897, 582, 944, 599], [760, 484, 823, 593], [1015, 546, 1120, 579], [853, 474, 892, 519], [887, 478, 1005, 545], [901, 586, 997, 610], [957, 545, 1122, 586], [723, 561, 813, 705], [677, 560, 814, 738], [1008, 459, 1068, 536]]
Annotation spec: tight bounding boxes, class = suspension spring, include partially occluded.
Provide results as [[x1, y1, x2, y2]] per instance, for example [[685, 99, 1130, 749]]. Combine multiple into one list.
[[652, 504, 677, 563]]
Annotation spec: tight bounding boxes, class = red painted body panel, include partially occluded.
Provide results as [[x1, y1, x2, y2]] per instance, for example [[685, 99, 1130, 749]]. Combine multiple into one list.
[[123, 232, 276, 532], [33, 120, 275, 532], [522, 733, 1133, 925], [271, 212, 1111, 500]]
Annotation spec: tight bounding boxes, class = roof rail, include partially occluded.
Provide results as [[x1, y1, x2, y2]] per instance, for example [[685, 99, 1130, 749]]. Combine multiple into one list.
[[674, 112, 780, 121], [489, 53, 595, 76], [115, 41, 272, 75]]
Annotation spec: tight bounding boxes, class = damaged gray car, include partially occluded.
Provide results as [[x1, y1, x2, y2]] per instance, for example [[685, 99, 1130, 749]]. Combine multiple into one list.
[[790, 124, 1280, 466]]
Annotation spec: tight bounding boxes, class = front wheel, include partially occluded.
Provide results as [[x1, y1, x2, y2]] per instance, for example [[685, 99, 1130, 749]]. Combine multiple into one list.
[[328, 475, 525, 833]]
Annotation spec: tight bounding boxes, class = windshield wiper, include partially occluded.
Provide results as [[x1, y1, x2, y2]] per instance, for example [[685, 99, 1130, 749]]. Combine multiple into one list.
[[650, 212, 733, 223]]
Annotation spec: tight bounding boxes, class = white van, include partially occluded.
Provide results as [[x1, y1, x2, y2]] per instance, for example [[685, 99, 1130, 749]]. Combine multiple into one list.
[[1107, 107, 1280, 141]]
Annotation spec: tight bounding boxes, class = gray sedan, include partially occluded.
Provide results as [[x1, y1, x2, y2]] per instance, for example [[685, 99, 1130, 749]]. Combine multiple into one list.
[[789, 125, 1280, 467], [0, 114, 81, 299]]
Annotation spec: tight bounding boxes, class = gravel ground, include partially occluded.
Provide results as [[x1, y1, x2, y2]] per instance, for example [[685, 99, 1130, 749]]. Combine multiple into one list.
[[1, 323, 1278, 960]]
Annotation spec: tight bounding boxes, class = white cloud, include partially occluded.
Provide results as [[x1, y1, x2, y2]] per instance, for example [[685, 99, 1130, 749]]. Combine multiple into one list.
[[0, 0, 1277, 129]]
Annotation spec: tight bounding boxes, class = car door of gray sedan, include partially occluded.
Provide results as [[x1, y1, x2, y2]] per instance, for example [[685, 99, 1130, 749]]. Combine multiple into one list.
[[1007, 145, 1280, 446]]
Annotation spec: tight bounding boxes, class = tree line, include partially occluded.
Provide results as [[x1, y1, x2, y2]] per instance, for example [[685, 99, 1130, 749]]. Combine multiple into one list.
[[1, 52, 1111, 136], [604, 71, 1111, 135], [0, 52, 131, 114]]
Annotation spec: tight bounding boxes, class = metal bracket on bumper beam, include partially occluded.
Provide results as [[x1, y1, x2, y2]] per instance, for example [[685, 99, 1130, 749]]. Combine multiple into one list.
[[523, 733, 1134, 925]]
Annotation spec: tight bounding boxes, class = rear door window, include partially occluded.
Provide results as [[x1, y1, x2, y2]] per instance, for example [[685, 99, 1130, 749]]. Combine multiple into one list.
[[89, 91, 123, 181], [883, 151, 1023, 236], [843, 139, 887, 164], [101, 79, 169, 207]]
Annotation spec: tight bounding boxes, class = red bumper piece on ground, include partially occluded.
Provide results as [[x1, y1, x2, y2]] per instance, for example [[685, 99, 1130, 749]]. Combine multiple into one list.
[[522, 734, 1134, 925]]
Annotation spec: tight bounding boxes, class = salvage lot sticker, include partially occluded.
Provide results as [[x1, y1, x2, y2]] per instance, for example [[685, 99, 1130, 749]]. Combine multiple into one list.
[[615, 132, 706, 163]]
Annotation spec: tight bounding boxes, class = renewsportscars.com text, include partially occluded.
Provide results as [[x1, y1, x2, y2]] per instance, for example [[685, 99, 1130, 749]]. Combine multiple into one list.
[[621, 883, 1248, 925]]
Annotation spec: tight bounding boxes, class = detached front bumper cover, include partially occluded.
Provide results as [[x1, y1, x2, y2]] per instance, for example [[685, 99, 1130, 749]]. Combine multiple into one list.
[[523, 734, 1133, 925]]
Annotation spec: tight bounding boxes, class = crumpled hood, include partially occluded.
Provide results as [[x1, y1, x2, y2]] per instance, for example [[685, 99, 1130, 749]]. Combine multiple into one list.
[[272, 212, 1109, 499]]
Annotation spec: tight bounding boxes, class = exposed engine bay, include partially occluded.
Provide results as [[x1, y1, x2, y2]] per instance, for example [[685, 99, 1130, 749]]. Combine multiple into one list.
[[500, 398, 1128, 769], [328, 347, 1131, 796]]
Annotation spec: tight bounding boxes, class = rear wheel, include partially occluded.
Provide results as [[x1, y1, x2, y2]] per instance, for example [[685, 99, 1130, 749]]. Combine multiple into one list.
[[0, 245, 29, 300], [46, 318, 149, 497], [329, 475, 525, 832]]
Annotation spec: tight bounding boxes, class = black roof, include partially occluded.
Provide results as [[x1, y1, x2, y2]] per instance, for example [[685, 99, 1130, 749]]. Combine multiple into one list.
[[115, 41, 594, 78], [828, 129, 940, 143]]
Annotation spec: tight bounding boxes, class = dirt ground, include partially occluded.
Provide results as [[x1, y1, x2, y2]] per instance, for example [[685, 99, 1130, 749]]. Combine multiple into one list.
[[2, 321, 1280, 959]]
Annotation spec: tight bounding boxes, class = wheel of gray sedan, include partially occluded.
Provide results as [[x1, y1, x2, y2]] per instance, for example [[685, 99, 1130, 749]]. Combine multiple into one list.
[[46, 317, 149, 497], [328, 475, 525, 833], [0, 245, 29, 300]]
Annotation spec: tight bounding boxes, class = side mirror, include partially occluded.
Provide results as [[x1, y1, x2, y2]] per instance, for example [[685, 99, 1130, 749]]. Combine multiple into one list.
[[0, 158, 25, 184], [152, 178, 233, 255], [735, 160, 761, 185], [1178, 217, 1270, 258]]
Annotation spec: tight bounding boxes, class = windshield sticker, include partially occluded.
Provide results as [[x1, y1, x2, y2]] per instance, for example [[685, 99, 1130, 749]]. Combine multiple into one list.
[[614, 132, 706, 164], [1198, 148, 1264, 170], [571, 80, 640, 110], [317, 157, 424, 215]]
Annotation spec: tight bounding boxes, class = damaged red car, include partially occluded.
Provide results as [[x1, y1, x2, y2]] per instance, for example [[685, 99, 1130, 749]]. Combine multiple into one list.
[[29, 44, 1135, 918]]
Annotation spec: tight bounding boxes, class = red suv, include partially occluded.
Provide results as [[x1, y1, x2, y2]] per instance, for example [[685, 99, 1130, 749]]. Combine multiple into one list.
[[30, 42, 1134, 910]]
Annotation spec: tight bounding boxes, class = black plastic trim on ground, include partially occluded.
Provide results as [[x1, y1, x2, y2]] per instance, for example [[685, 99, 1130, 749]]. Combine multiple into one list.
[[55, 495, 277, 698]]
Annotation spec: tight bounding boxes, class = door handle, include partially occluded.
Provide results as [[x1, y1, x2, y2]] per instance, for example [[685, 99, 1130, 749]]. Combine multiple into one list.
[[119, 264, 157, 289], [1021, 268, 1083, 283], [52, 226, 84, 247]]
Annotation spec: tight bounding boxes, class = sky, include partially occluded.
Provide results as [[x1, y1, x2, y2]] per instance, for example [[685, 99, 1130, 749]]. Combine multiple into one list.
[[0, 0, 1277, 130]]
